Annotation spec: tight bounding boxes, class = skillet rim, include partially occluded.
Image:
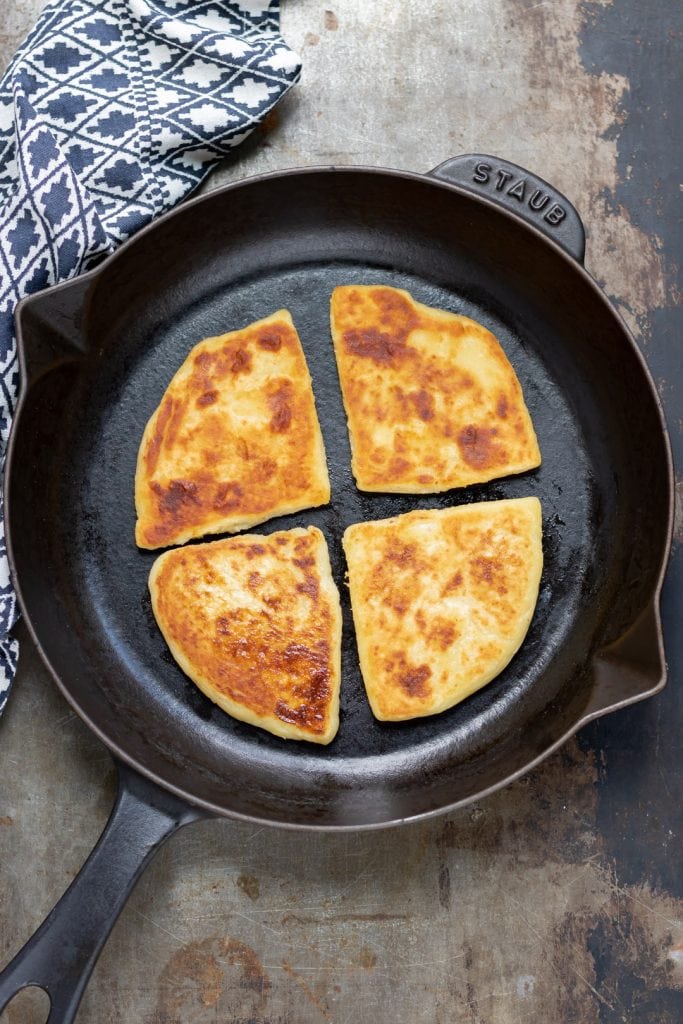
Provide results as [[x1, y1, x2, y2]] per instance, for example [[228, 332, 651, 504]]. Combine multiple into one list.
[[5, 163, 675, 830]]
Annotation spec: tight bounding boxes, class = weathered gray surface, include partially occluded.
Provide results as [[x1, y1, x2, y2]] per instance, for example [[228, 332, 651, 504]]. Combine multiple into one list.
[[1, 2, 681, 1022]]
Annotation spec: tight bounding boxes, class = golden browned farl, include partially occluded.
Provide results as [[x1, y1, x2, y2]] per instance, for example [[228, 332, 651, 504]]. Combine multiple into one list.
[[331, 285, 541, 492], [343, 498, 543, 721], [149, 526, 342, 744], [135, 310, 330, 549]]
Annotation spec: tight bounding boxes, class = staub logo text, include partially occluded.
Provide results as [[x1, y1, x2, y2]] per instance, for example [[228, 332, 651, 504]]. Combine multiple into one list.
[[472, 162, 566, 226]]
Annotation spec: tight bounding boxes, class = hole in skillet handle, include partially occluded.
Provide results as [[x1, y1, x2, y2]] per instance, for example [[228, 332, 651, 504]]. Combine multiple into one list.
[[430, 154, 586, 263], [0, 762, 205, 1024], [0, 985, 51, 1024]]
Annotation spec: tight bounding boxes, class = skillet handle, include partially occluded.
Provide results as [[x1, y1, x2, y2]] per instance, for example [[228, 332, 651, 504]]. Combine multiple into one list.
[[430, 154, 586, 263], [0, 761, 205, 1024]]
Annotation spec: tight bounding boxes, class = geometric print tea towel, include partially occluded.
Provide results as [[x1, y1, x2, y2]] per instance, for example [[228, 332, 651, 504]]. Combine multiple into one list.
[[0, 0, 301, 714]]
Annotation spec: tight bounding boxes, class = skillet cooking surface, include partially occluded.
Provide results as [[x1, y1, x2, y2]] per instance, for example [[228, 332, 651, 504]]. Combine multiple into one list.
[[9, 169, 670, 826]]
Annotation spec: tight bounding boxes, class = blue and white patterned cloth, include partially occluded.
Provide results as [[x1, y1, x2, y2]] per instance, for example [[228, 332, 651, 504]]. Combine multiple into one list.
[[0, 0, 301, 714]]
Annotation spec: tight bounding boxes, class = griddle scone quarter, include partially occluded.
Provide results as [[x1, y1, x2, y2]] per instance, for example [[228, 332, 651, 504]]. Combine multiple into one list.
[[343, 498, 543, 721], [135, 310, 330, 549], [331, 285, 541, 492], [150, 527, 342, 744]]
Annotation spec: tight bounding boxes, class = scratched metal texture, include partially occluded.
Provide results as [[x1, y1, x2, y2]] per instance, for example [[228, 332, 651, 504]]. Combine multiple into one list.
[[0, 2, 680, 1022]]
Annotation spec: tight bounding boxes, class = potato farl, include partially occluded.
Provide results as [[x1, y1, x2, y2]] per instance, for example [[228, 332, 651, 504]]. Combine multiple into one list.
[[149, 526, 342, 744], [135, 310, 330, 549], [330, 285, 541, 492], [343, 498, 543, 721]]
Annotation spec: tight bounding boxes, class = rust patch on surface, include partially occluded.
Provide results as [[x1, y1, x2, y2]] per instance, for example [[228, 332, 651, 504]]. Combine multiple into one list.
[[236, 873, 260, 901], [0, 815, 13, 825], [358, 947, 377, 969], [282, 960, 332, 1021], [154, 936, 270, 1021], [324, 10, 339, 31]]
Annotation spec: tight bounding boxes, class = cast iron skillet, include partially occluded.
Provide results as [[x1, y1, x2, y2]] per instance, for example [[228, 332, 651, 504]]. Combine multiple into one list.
[[0, 155, 673, 1021]]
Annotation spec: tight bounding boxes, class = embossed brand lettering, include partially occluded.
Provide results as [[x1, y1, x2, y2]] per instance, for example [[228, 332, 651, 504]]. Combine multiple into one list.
[[507, 178, 526, 200], [473, 161, 491, 183], [528, 188, 550, 211], [470, 164, 567, 230], [544, 203, 566, 225]]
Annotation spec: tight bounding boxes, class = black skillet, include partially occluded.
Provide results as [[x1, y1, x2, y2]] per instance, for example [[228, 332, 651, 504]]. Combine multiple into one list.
[[0, 155, 673, 1022]]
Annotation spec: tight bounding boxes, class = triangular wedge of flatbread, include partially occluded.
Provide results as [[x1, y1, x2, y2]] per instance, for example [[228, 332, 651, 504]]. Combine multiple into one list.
[[343, 498, 543, 721], [331, 285, 541, 492], [135, 311, 330, 549], [150, 526, 342, 744]]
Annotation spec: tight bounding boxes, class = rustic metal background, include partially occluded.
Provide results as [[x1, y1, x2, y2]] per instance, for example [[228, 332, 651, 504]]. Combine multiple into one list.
[[0, 2, 680, 1022]]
